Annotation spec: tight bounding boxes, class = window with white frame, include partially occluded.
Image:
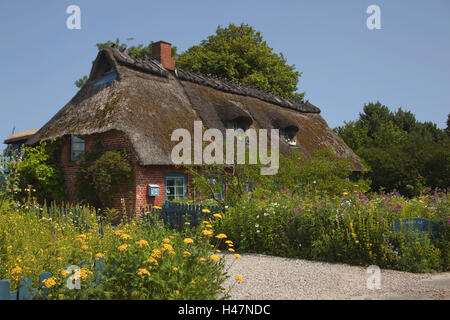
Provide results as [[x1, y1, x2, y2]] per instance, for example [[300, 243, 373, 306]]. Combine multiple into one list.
[[164, 173, 187, 201]]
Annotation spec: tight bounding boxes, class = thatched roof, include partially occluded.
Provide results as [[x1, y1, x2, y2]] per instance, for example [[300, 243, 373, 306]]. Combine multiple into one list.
[[28, 47, 363, 170], [4, 129, 39, 144]]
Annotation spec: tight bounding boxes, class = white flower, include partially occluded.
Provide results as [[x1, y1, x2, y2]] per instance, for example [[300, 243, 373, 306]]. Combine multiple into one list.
[[256, 215, 259, 219], [264, 212, 269, 216], [255, 224, 259, 228], [256, 230, 260, 233]]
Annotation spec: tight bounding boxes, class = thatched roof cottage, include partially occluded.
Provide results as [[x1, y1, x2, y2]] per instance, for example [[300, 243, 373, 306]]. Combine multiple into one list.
[[24, 41, 362, 215]]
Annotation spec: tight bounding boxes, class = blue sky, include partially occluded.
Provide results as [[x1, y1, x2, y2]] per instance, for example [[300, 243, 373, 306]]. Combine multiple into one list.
[[1, 0, 449, 150]]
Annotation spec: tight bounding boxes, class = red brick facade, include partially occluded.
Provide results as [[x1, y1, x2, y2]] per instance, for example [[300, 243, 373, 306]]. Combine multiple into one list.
[[59, 129, 190, 218]]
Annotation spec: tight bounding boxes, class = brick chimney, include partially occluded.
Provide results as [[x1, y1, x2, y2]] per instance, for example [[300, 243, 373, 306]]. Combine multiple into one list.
[[151, 41, 175, 71]]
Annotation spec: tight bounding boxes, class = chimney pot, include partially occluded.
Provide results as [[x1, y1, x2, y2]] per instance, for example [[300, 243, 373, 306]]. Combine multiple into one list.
[[151, 41, 175, 71]]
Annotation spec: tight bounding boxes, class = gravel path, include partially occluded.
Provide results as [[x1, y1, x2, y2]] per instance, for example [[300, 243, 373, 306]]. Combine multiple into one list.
[[222, 253, 450, 300]]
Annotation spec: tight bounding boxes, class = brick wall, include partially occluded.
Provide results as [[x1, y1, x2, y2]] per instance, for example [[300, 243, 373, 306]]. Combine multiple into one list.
[[59, 129, 190, 219]]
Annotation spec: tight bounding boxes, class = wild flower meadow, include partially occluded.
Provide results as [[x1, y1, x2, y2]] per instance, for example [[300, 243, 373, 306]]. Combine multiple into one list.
[[0, 199, 242, 299], [213, 187, 449, 273]]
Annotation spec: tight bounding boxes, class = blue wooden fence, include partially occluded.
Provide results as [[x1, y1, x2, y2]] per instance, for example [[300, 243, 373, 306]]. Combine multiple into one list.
[[392, 217, 441, 239], [141, 202, 221, 227], [0, 259, 105, 300]]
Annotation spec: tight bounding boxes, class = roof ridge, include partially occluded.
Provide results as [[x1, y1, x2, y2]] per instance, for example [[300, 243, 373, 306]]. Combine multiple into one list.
[[105, 47, 320, 114]]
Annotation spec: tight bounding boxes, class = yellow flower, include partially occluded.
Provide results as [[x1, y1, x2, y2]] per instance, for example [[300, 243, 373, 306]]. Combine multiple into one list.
[[151, 249, 163, 259], [225, 240, 233, 244], [235, 275, 243, 281], [228, 248, 235, 252], [162, 243, 174, 252], [162, 238, 171, 244], [343, 192, 349, 196], [81, 245, 89, 251], [199, 257, 206, 262], [215, 233, 227, 239], [175, 290, 180, 295], [202, 221, 209, 225], [136, 239, 149, 248], [183, 251, 191, 256], [234, 254, 242, 259], [60, 269, 69, 278], [215, 249, 221, 253], [202, 209, 211, 214], [10, 266, 22, 280], [118, 244, 129, 252], [137, 268, 151, 278], [209, 254, 220, 262], [120, 233, 132, 241], [213, 213, 222, 219], [58, 294, 64, 300], [202, 229, 213, 237], [184, 222, 191, 225], [145, 257, 159, 265], [355, 240, 359, 244], [205, 224, 213, 229], [95, 253, 105, 260], [80, 268, 92, 281], [42, 277, 57, 288], [172, 267, 179, 272], [153, 206, 162, 210], [56, 257, 63, 262], [183, 238, 194, 244], [190, 280, 196, 284]]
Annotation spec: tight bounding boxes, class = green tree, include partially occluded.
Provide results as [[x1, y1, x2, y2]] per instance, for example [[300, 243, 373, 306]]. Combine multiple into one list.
[[446, 114, 450, 136], [177, 23, 304, 100], [335, 102, 449, 195]]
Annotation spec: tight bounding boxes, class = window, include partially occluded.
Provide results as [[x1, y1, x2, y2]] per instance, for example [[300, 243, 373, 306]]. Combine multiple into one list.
[[207, 176, 225, 200], [71, 134, 85, 161], [164, 173, 187, 201], [281, 126, 299, 148], [93, 67, 117, 86], [232, 118, 251, 145]]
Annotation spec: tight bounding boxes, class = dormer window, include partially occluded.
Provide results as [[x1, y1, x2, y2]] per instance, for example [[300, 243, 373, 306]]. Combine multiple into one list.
[[232, 116, 252, 132], [232, 116, 252, 144], [93, 66, 117, 86], [282, 126, 299, 147]]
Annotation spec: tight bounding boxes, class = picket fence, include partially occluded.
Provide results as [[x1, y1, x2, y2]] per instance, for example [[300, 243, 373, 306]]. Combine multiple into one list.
[[141, 202, 221, 227], [0, 258, 106, 300]]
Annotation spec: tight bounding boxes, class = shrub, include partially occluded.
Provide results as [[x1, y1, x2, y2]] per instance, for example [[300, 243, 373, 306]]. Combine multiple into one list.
[[76, 149, 133, 209], [0, 140, 64, 202]]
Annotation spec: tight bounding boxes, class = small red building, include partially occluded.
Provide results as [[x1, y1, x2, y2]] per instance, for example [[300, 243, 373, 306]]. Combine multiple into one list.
[[23, 41, 362, 217]]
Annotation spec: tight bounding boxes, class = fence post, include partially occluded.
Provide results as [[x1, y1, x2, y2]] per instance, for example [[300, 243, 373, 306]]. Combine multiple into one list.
[[18, 277, 33, 300], [0, 280, 12, 300]]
